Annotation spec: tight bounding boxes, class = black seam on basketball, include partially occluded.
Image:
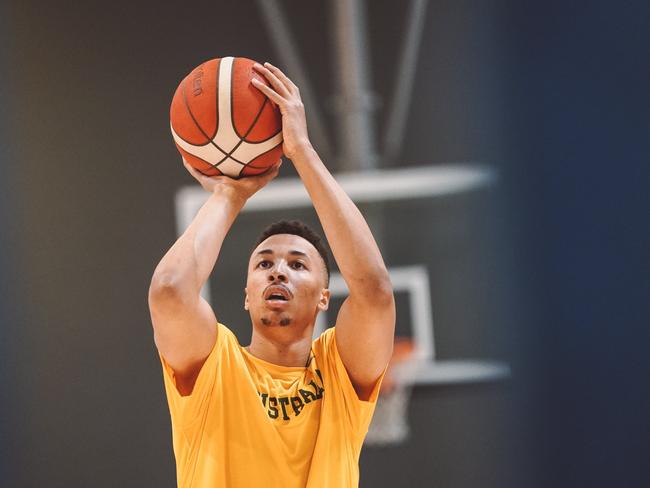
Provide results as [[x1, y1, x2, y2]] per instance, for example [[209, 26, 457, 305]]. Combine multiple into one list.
[[180, 84, 222, 150], [181, 78, 247, 169], [242, 141, 283, 169], [244, 127, 283, 143], [174, 66, 218, 144], [230, 59, 282, 144], [214, 97, 270, 168], [178, 149, 222, 176]]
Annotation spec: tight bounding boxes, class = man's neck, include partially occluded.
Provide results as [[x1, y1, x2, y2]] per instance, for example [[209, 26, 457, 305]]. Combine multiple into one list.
[[246, 324, 314, 367]]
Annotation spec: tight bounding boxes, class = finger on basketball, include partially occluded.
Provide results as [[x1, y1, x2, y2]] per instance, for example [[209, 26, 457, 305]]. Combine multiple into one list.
[[265, 160, 282, 176], [248, 159, 280, 177], [243, 161, 280, 189], [262, 160, 282, 179], [263, 62, 297, 92], [253, 63, 290, 98], [251, 78, 284, 106], [183, 158, 214, 183], [182, 158, 200, 177]]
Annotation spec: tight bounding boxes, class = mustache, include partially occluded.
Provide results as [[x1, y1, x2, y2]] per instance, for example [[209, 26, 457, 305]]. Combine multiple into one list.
[[262, 283, 293, 299]]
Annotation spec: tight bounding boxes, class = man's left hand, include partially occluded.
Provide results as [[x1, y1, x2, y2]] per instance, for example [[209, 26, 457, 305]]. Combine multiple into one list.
[[251, 62, 313, 161]]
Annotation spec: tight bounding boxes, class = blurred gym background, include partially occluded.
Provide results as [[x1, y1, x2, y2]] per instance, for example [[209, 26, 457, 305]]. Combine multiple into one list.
[[1, 1, 648, 487]]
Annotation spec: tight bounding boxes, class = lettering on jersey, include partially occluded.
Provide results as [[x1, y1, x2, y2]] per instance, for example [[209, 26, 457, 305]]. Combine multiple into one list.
[[257, 369, 325, 421], [268, 397, 279, 419], [278, 397, 291, 420]]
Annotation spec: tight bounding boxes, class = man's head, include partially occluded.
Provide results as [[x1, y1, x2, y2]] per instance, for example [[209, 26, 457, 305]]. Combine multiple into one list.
[[244, 220, 331, 330]]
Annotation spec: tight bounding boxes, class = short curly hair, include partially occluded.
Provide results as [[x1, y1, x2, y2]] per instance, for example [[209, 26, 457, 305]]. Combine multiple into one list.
[[254, 220, 330, 286]]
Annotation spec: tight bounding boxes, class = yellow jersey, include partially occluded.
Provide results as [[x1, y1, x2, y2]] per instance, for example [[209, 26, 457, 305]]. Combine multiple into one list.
[[159, 323, 384, 487]]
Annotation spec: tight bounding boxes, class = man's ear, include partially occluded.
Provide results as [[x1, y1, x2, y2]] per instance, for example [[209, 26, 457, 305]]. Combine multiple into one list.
[[244, 288, 249, 311], [317, 288, 330, 312]]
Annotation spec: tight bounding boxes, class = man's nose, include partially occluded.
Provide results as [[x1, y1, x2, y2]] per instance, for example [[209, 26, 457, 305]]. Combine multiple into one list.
[[267, 268, 287, 282]]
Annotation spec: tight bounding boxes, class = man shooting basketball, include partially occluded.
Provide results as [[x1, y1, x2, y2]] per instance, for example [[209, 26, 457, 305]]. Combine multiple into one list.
[[149, 62, 395, 487]]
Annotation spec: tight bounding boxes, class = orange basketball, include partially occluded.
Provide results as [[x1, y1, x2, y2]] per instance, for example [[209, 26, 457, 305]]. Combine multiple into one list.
[[170, 57, 283, 178]]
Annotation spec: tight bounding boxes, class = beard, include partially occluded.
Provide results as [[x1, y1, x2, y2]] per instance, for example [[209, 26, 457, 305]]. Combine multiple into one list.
[[260, 314, 293, 327]]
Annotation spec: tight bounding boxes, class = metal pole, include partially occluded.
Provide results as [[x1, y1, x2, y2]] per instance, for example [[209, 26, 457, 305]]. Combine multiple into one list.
[[383, 0, 429, 163], [332, 0, 377, 170], [255, 0, 333, 159]]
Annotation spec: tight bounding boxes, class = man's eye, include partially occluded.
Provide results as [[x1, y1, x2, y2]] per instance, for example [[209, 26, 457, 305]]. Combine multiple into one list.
[[291, 262, 305, 270], [258, 261, 271, 268]]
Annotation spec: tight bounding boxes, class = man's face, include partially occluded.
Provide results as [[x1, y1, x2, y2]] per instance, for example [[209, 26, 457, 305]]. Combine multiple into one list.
[[245, 234, 329, 329]]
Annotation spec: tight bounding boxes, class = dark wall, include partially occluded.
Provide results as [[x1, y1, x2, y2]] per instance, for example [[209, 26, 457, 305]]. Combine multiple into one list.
[[500, 1, 650, 486], [3, 1, 647, 487]]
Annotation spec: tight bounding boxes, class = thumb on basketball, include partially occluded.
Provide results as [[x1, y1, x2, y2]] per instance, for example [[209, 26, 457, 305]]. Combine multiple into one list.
[[182, 157, 211, 183]]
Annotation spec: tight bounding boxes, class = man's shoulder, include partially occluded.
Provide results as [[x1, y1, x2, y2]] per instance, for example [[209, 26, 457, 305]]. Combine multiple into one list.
[[312, 326, 335, 356], [216, 322, 244, 349]]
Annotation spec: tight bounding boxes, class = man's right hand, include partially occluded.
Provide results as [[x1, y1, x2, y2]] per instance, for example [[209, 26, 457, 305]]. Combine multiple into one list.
[[182, 158, 282, 202]]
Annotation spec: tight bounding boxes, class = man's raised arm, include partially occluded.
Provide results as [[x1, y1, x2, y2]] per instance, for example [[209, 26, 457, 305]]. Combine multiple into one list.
[[148, 160, 280, 393], [252, 63, 395, 400]]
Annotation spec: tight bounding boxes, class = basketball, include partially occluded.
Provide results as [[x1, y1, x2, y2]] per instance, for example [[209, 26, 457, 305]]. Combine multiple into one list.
[[170, 56, 283, 178]]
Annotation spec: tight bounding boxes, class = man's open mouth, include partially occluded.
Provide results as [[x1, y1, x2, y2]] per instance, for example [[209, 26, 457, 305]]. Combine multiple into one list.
[[263, 285, 292, 301], [267, 294, 288, 301]]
